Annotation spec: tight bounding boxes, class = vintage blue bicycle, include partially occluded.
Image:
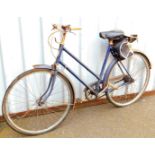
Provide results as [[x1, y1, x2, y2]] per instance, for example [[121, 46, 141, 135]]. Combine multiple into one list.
[[2, 24, 151, 135]]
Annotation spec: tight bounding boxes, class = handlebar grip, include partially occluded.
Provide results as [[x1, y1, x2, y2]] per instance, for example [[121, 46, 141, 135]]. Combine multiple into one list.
[[71, 28, 81, 31]]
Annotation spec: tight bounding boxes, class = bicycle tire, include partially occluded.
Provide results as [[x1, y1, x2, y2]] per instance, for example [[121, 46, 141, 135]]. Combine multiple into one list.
[[2, 68, 75, 135]]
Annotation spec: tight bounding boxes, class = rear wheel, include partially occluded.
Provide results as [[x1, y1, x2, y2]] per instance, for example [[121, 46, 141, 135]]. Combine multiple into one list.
[[2, 68, 74, 135], [106, 51, 150, 107]]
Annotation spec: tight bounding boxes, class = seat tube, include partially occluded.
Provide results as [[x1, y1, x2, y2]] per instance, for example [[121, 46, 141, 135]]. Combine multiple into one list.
[[99, 45, 111, 79]]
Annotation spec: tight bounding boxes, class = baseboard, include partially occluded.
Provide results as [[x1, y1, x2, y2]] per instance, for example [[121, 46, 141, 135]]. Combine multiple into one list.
[[0, 89, 155, 122]]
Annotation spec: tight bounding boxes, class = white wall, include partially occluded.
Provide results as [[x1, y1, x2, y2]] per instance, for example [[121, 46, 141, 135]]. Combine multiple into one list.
[[0, 15, 155, 115]]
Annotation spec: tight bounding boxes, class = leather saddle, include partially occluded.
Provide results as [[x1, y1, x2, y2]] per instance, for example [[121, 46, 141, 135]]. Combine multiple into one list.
[[99, 30, 125, 40]]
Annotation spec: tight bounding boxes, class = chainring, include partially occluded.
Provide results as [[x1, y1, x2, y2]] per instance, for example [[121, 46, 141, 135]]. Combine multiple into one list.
[[84, 82, 102, 100]]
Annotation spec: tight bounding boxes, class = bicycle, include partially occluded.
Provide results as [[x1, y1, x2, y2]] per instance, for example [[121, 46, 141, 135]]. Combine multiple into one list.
[[2, 24, 151, 135]]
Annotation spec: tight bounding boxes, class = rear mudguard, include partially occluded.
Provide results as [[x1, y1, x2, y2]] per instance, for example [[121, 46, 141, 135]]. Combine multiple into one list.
[[33, 64, 76, 109], [133, 50, 152, 69]]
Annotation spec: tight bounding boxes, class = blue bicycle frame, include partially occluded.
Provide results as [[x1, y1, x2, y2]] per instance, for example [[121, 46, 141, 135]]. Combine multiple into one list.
[[55, 44, 117, 95]]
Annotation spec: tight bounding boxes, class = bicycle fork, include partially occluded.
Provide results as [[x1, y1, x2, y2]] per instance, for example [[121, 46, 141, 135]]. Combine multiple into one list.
[[37, 66, 57, 106]]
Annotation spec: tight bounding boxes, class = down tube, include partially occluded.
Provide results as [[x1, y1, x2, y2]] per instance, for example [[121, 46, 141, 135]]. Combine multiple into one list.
[[59, 61, 90, 88], [59, 61, 97, 94]]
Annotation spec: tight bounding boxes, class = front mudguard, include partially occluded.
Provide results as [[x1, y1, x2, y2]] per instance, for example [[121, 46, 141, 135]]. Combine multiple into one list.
[[33, 64, 53, 70], [33, 64, 76, 109]]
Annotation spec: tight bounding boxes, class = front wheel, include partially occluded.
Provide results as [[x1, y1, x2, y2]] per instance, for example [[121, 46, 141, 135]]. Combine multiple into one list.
[[2, 68, 75, 135], [106, 51, 150, 107]]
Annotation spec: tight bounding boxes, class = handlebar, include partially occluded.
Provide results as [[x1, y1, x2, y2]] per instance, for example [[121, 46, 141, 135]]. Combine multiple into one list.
[[52, 24, 81, 32], [71, 28, 82, 31], [48, 24, 81, 48]]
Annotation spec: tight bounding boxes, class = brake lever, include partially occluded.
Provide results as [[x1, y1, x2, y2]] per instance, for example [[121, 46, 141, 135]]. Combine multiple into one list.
[[54, 37, 62, 44]]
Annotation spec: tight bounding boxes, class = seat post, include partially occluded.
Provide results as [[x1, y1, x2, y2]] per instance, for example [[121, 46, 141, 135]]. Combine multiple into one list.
[[109, 39, 114, 46]]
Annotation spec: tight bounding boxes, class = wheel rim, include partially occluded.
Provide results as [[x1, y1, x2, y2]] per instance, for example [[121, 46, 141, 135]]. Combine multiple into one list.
[[3, 69, 73, 135], [107, 52, 150, 106]]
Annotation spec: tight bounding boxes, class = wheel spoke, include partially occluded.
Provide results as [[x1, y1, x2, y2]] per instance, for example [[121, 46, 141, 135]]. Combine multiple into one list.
[[107, 52, 150, 106], [3, 69, 73, 135]]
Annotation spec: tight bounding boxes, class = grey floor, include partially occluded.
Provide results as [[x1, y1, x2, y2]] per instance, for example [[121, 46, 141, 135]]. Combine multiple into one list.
[[0, 95, 155, 138]]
